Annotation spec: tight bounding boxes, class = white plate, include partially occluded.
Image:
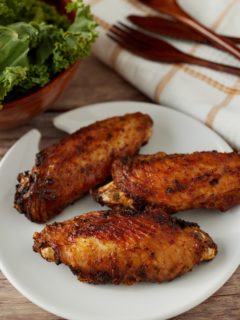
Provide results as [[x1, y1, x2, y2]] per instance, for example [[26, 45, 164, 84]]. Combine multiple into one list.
[[0, 101, 240, 320]]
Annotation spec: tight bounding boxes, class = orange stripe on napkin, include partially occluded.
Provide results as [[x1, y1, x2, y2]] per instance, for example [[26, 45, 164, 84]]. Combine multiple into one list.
[[94, 16, 112, 30], [94, 2, 240, 101], [87, 0, 103, 6], [211, 0, 237, 30], [206, 78, 240, 127], [182, 66, 240, 95], [154, 0, 237, 102], [127, 0, 156, 15], [110, 45, 123, 69], [94, 15, 124, 68], [204, 0, 240, 129], [154, 65, 181, 101]]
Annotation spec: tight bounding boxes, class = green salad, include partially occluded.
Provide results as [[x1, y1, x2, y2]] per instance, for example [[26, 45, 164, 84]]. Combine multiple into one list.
[[0, 0, 98, 107]]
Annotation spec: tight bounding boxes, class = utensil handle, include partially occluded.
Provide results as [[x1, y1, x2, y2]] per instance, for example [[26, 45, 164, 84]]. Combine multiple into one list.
[[181, 53, 240, 76], [128, 15, 240, 46], [170, 0, 240, 60], [143, 0, 240, 60], [179, 14, 240, 61]]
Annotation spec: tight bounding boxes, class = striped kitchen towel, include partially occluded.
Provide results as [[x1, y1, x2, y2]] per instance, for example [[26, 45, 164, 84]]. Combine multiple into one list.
[[86, 0, 240, 149]]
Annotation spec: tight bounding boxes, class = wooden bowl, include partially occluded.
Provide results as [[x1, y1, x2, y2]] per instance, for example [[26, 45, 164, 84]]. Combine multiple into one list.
[[0, 0, 78, 130]]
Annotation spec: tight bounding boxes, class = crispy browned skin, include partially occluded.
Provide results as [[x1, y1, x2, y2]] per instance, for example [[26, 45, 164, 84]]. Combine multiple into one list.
[[33, 209, 217, 284], [14, 113, 153, 223], [94, 151, 240, 213]]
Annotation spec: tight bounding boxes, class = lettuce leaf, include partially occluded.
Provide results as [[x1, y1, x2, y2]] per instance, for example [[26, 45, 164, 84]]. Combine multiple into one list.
[[9, 22, 39, 47], [0, 26, 30, 70], [52, 1, 98, 72], [0, 0, 98, 105], [0, 0, 70, 28]]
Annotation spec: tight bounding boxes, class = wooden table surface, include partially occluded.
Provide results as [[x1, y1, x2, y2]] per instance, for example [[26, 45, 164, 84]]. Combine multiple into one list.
[[0, 56, 239, 320]]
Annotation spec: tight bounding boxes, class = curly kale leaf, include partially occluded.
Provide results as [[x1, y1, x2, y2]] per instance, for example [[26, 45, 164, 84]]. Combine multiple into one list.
[[0, 0, 98, 105], [0, 0, 70, 28], [52, 0, 98, 72], [0, 66, 27, 104]]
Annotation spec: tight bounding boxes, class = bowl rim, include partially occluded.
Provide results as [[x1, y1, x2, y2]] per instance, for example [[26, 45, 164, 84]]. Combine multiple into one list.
[[2, 61, 81, 111], [2, 0, 77, 111]]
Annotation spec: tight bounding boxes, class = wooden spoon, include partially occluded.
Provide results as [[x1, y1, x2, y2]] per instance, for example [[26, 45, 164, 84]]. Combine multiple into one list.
[[140, 0, 240, 60], [128, 15, 240, 47]]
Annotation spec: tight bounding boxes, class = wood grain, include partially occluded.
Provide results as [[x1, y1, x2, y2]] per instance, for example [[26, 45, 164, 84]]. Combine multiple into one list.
[[50, 55, 149, 111], [109, 24, 240, 77], [128, 15, 240, 46], [0, 55, 239, 320], [140, 0, 240, 60]]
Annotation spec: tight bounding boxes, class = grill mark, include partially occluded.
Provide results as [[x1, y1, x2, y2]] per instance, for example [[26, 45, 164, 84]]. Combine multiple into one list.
[[48, 212, 168, 242], [36, 211, 198, 245], [33, 209, 217, 286], [103, 216, 150, 240], [131, 217, 159, 234]]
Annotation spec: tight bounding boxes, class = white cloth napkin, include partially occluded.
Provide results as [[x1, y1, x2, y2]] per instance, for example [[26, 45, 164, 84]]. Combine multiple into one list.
[[86, 0, 240, 150]]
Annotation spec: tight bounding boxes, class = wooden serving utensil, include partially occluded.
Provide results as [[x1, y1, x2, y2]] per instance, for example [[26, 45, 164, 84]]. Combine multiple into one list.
[[128, 15, 240, 47], [108, 23, 240, 77], [140, 0, 240, 60]]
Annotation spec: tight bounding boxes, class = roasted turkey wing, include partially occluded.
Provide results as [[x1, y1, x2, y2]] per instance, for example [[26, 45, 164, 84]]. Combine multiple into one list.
[[15, 113, 153, 222], [94, 151, 240, 213], [33, 208, 217, 284]]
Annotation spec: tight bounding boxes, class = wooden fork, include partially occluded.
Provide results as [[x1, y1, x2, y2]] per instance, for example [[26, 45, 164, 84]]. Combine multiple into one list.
[[140, 0, 240, 60], [128, 15, 240, 47], [108, 23, 240, 76]]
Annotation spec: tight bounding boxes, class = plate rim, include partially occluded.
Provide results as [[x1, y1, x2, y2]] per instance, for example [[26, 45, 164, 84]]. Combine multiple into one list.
[[1, 101, 239, 320], [54, 101, 231, 153]]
